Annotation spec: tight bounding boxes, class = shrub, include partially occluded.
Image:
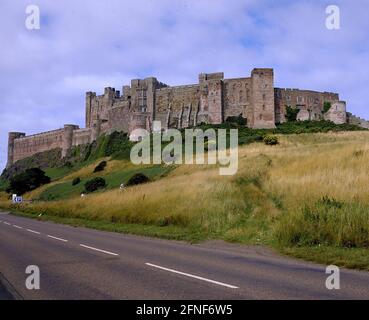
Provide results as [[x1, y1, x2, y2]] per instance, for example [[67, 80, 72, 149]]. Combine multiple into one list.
[[93, 161, 107, 173], [285, 106, 300, 122], [225, 115, 246, 126], [6, 168, 51, 195], [84, 177, 106, 193], [72, 177, 81, 186], [263, 135, 279, 145], [126, 173, 150, 187], [323, 101, 332, 114]]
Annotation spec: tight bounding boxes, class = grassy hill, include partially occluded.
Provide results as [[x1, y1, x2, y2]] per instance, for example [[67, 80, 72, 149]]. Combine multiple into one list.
[[1, 121, 369, 270]]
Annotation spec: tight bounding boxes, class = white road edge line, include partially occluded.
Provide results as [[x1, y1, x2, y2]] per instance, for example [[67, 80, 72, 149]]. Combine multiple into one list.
[[3, 222, 11, 225], [47, 235, 68, 242], [145, 263, 239, 289], [13, 225, 23, 229], [26, 229, 40, 235], [79, 244, 119, 256]]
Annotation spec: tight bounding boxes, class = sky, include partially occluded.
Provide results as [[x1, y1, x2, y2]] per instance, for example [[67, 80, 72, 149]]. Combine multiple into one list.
[[1, 0, 369, 170]]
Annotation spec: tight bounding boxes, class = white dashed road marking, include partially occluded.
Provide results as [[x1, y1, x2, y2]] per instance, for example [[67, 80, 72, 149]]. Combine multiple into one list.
[[145, 263, 239, 289], [3, 217, 239, 291], [80, 244, 119, 256], [26, 229, 40, 235], [47, 235, 68, 242]]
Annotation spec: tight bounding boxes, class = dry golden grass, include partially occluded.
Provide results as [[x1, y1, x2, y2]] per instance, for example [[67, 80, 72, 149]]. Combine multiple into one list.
[[3, 130, 369, 247], [263, 132, 369, 209], [3, 130, 369, 268], [0, 192, 9, 201]]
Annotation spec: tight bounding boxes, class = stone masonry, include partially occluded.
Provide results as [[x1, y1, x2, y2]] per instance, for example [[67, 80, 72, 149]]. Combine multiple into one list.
[[6, 68, 354, 168]]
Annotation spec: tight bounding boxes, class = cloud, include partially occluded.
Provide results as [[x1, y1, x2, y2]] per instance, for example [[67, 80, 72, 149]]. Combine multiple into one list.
[[0, 0, 368, 170]]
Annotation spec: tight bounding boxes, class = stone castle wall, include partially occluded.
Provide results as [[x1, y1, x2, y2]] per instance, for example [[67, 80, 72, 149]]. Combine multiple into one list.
[[10, 129, 65, 164], [7, 68, 353, 168], [347, 112, 369, 128], [324, 101, 347, 124], [274, 88, 339, 122]]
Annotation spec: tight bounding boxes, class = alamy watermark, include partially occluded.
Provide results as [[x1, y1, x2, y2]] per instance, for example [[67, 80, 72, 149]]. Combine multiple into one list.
[[25, 5, 40, 30], [25, 265, 40, 290], [130, 121, 239, 176], [325, 265, 340, 290], [325, 5, 340, 30]]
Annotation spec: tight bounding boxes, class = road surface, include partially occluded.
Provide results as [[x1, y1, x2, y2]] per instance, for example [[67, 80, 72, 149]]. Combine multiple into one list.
[[1, 211, 369, 300]]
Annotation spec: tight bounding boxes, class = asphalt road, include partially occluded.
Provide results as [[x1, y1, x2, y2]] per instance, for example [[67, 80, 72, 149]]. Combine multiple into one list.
[[1, 211, 369, 300]]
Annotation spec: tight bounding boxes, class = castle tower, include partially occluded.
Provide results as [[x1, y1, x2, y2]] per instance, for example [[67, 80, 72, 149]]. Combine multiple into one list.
[[250, 68, 276, 129], [91, 118, 102, 142], [199, 73, 224, 124], [85, 91, 96, 128], [6, 132, 25, 168], [62, 124, 79, 158]]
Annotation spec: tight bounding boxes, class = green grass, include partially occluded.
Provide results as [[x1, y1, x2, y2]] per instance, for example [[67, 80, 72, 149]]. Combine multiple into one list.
[[275, 200, 369, 248], [8, 209, 205, 242], [279, 246, 369, 271], [38, 165, 173, 201], [44, 166, 76, 181], [0, 178, 9, 192]]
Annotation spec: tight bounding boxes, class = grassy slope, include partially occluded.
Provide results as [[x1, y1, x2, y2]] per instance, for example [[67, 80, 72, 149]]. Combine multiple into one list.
[[39, 164, 172, 201], [2, 130, 369, 270]]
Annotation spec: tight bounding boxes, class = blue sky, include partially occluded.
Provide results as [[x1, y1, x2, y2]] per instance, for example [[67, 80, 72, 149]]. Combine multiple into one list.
[[1, 0, 369, 170]]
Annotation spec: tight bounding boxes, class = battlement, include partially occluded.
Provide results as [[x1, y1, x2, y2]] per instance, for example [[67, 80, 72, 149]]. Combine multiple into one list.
[[199, 72, 224, 83], [251, 68, 274, 76]]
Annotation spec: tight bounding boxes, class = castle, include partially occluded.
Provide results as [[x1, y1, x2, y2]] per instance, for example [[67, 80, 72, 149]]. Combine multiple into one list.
[[7, 68, 352, 168]]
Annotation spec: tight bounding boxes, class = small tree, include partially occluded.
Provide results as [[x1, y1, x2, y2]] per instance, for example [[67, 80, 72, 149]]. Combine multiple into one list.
[[6, 168, 51, 195], [84, 177, 106, 193], [323, 102, 332, 114], [285, 106, 300, 122]]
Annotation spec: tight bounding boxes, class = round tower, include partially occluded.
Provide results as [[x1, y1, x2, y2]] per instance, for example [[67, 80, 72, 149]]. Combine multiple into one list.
[[62, 125, 78, 158]]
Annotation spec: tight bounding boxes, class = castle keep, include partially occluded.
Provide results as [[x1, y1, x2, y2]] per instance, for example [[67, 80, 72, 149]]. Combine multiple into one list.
[[7, 68, 349, 168]]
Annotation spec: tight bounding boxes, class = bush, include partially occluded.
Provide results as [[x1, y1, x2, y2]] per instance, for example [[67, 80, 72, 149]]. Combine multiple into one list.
[[225, 115, 247, 126], [93, 161, 107, 173], [323, 101, 332, 114], [263, 135, 279, 145], [275, 120, 364, 135], [6, 168, 51, 195], [126, 173, 150, 187], [72, 177, 81, 186], [84, 177, 106, 193], [285, 106, 300, 122]]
